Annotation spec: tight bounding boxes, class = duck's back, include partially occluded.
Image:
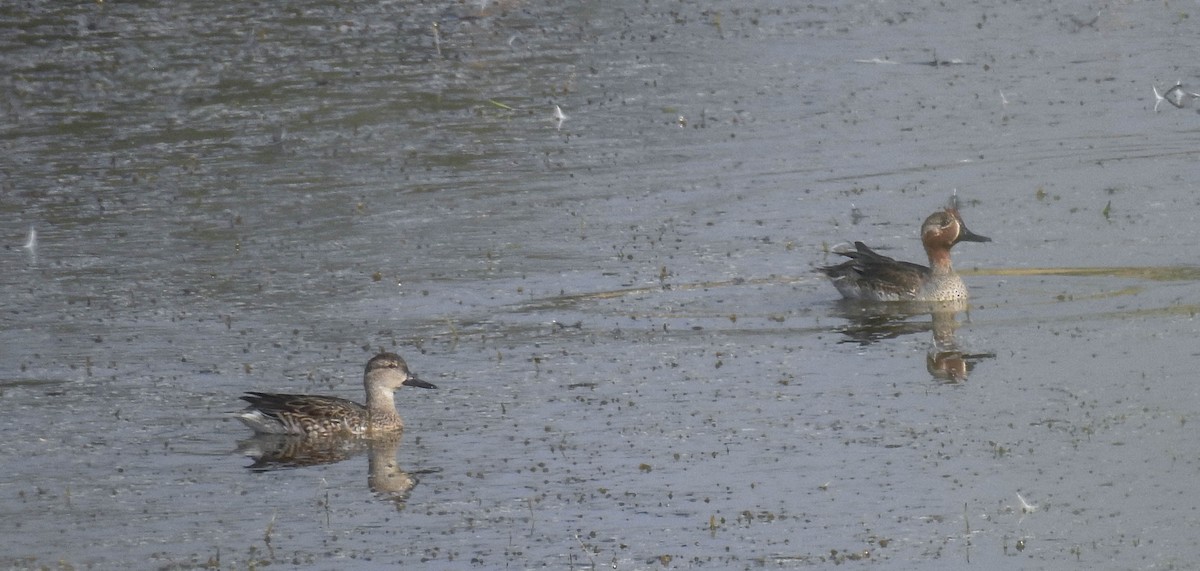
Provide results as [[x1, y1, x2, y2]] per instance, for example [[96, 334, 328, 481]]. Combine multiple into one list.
[[820, 242, 931, 301], [239, 392, 369, 436]]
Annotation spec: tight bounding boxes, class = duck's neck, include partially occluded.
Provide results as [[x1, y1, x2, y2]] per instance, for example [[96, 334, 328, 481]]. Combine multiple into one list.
[[364, 378, 402, 427], [925, 247, 955, 275]]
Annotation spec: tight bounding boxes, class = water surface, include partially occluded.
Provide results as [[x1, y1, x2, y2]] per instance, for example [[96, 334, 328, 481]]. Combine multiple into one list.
[[3, 0, 1200, 568]]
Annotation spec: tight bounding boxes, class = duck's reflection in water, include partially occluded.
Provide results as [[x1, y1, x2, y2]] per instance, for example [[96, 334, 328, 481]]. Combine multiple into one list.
[[924, 305, 995, 382], [237, 433, 436, 509], [829, 299, 994, 382]]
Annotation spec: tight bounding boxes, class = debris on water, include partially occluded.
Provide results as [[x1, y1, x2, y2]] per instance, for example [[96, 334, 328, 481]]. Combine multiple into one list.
[[553, 105, 567, 129], [1153, 81, 1199, 112], [1016, 492, 1038, 514], [853, 56, 967, 66], [920, 57, 967, 67], [20, 226, 37, 264], [850, 204, 865, 224]]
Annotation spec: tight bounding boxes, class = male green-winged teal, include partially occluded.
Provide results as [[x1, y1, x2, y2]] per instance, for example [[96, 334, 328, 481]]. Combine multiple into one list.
[[820, 202, 990, 302]]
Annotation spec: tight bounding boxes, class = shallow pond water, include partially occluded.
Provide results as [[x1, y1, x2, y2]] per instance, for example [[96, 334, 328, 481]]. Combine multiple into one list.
[[3, 0, 1200, 569]]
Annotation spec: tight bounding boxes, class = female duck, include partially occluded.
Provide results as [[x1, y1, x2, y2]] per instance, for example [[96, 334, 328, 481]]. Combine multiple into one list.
[[237, 352, 436, 437], [820, 205, 990, 302]]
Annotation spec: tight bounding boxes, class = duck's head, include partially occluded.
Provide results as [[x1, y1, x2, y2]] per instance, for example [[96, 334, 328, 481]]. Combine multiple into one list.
[[366, 352, 438, 390], [921, 207, 990, 251]]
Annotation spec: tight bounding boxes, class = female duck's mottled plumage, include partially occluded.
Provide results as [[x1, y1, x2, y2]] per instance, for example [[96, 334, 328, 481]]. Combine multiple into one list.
[[238, 352, 436, 437], [821, 204, 990, 302]]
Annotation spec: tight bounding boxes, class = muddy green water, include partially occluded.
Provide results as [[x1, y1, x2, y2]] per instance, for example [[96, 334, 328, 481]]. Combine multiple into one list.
[[3, 1, 1200, 569]]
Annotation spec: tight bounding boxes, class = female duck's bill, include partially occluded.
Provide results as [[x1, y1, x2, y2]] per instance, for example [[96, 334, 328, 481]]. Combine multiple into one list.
[[237, 352, 437, 437]]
